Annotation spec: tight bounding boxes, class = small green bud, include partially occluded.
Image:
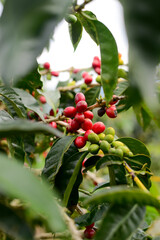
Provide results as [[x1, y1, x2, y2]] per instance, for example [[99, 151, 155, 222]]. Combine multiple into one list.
[[88, 144, 99, 154], [65, 14, 77, 24], [100, 140, 110, 153], [98, 133, 105, 140], [104, 127, 115, 136], [96, 75, 101, 84], [80, 83, 88, 90], [88, 132, 100, 144], [104, 134, 114, 143], [112, 141, 124, 148]]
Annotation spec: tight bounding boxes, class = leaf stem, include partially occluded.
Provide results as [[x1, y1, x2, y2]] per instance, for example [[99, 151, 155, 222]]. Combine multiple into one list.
[[108, 165, 116, 186]]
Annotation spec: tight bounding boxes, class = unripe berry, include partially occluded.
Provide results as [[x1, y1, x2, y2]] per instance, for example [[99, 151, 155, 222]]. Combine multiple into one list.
[[80, 83, 88, 90], [109, 95, 119, 105], [105, 127, 115, 136], [115, 148, 123, 158], [106, 105, 117, 118], [109, 148, 116, 154], [95, 67, 101, 75], [43, 62, 50, 69], [92, 122, 105, 134], [88, 144, 99, 154], [82, 72, 89, 79], [97, 107, 106, 117], [51, 71, 59, 77], [63, 106, 76, 118], [84, 130, 93, 141], [100, 140, 110, 153], [118, 146, 130, 156], [47, 73, 51, 80], [74, 136, 86, 148], [76, 101, 88, 113], [49, 121, 57, 129], [84, 110, 94, 120], [112, 141, 124, 148], [71, 118, 80, 132], [65, 14, 77, 24], [96, 75, 101, 84], [84, 75, 93, 85], [84, 228, 96, 239], [104, 134, 114, 143], [39, 95, 46, 104], [81, 118, 93, 131], [98, 133, 105, 140], [75, 92, 85, 104], [88, 132, 99, 144], [74, 113, 85, 123]]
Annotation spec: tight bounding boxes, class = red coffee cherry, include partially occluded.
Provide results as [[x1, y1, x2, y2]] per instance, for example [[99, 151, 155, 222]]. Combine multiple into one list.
[[50, 109, 54, 116], [109, 95, 119, 105], [82, 72, 89, 79], [92, 122, 105, 134], [51, 71, 59, 77], [94, 67, 101, 75], [84, 228, 95, 239], [43, 62, 50, 70], [75, 113, 85, 123], [106, 105, 117, 118], [27, 110, 36, 120], [84, 75, 93, 85], [81, 118, 93, 131], [73, 69, 80, 74], [74, 136, 86, 148], [49, 121, 57, 128], [76, 101, 88, 113], [86, 223, 95, 229], [84, 110, 94, 120], [39, 95, 46, 104], [84, 129, 93, 141], [75, 92, 86, 104], [71, 118, 80, 132], [92, 59, 101, 69], [63, 106, 76, 118]]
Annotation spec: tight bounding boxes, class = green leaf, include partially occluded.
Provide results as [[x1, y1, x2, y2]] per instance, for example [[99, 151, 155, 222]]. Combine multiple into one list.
[[0, 203, 33, 240], [0, 0, 71, 84], [84, 186, 160, 210], [91, 20, 118, 103], [95, 204, 146, 240], [117, 137, 150, 157], [125, 154, 151, 169], [0, 119, 63, 138], [131, 228, 152, 240], [8, 136, 25, 161], [0, 87, 26, 118], [0, 154, 66, 232], [42, 135, 76, 182], [38, 89, 60, 112], [84, 86, 101, 106], [77, 11, 99, 45], [0, 110, 13, 122], [114, 81, 129, 96], [69, 17, 83, 51], [14, 88, 45, 121], [96, 154, 122, 170], [63, 151, 88, 206]]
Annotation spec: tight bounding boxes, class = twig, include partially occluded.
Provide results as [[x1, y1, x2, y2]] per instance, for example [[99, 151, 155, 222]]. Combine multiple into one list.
[[74, 0, 94, 11], [58, 83, 99, 92]]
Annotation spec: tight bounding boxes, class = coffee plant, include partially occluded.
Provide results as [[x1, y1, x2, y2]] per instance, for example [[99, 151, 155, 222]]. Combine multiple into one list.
[[0, 0, 160, 239]]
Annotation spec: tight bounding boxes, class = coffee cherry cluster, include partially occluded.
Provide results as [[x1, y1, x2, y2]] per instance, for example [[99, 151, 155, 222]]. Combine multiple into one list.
[[82, 72, 93, 85], [92, 56, 101, 75], [84, 223, 96, 239], [97, 95, 119, 118], [86, 127, 133, 158], [43, 62, 59, 78]]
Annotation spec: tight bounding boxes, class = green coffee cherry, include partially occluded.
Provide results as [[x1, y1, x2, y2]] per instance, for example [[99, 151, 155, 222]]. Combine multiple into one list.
[[104, 134, 114, 143], [65, 14, 77, 24], [118, 146, 130, 156], [96, 75, 101, 84], [47, 73, 51, 80], [66, 91, 74, 100], [100, 140, 110, 153], [115, 148, 123, 159], [88, 144, 99, 154], [118, 68, 128, 79], [80, 83, 88, 91], [112, 141, 124, 148], [88, 133, 100, 144], [104, 127, 115, 136], [128, 151, 133, 157], [98, 133, 105, 140], [109, 148, 116, 154]]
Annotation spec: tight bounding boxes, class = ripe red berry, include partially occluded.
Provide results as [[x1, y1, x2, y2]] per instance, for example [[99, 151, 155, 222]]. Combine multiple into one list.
[[63, 106, 76, 118], [81, 118, 93, 131], [84, 129, 93, 141], [92, 59, 101, 69], [76, 101, 88, 113], [71, 118, 80, 132], [39, 95, 46, 104], [109, 95, 119, 105], [75, 113, 85, 123], [92, 122, 105, 134], [106, 105, 117, 118], [49, 121, 57, 128], [84, 111, 94, 120], [51, 71, 59, 77], [75, 92, 86, 104], [84, 75, 93, 85], [82, 158, 87, 167], [73, 69, 80, 74], [94, 67, 101, 75], [32, 91, 35, 97], [84, 228, 95, 239], [86, 223, 95, 229], [82, 72, 89, 79], [27, 110, 36, 120], [74, 136, 86, 148], [50, 109, 54, 116], [93, 56, 100, 61], [43, 62, 50, 70]]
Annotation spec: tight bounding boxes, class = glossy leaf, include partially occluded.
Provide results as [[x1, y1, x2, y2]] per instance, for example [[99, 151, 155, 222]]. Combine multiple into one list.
[[0, 154, 66, 232], [114, 81, 129, 96], [0, 203, 33, 240], [96, 154, 122, 170], [0, 87, 26, 118], [84, 186, 160, 209], [14, 88, 45, 121], [0, 110, 13, 122], [42, 135, 76, 182], [125, 154, 151, 169], [83, 155, 101, 169], [38, 89, 60, 111], [0, 119, 63, 138], [95, 204, 145, 240], [69, 17, 83, 51], [117, 137, 150, 157], [84, 86, 101, 106], [63, 151, 88, 206], [0, 0, 71, 84]]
